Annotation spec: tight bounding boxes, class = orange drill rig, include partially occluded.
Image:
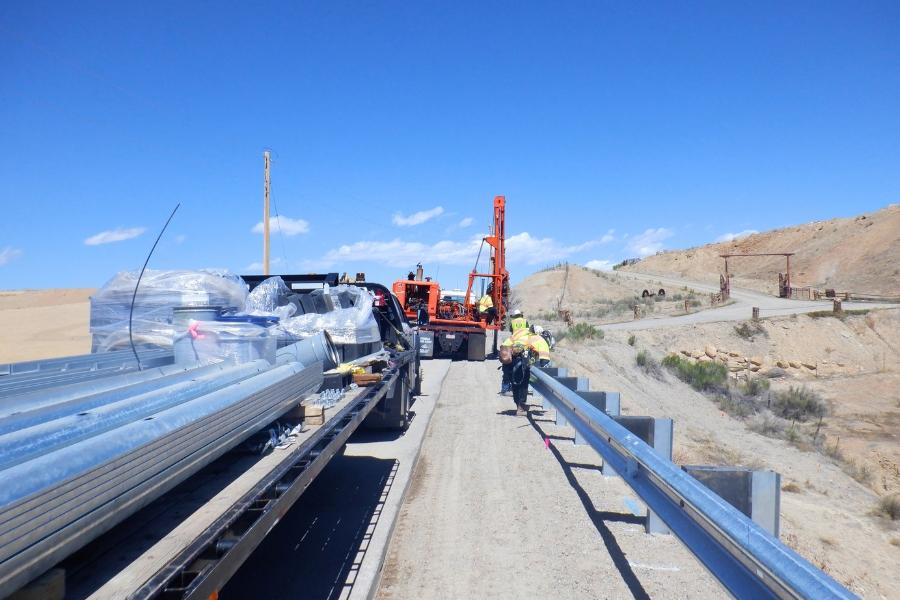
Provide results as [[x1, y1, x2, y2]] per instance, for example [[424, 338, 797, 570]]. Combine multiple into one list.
[[392, 195, 509, 360]]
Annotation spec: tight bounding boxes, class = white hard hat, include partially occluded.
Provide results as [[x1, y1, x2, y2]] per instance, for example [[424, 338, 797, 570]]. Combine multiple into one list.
[[511, 309, 523, 318], [532, 325, 544, 334]]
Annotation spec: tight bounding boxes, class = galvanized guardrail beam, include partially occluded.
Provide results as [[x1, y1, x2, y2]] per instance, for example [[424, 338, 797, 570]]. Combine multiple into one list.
[[530, 367, 856, 600]]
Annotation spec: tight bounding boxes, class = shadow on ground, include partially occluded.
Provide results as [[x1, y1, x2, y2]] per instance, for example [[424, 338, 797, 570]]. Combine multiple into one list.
[[525, 411, 651, 600], [222, 451, 398, 600]]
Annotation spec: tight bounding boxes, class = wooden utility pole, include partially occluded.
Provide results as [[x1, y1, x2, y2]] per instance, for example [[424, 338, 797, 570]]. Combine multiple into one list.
[[263, 150, 271, 276]]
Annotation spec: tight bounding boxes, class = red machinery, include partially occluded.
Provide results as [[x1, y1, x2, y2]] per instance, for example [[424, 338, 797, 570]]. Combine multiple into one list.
[[392, 195, 509, 360]]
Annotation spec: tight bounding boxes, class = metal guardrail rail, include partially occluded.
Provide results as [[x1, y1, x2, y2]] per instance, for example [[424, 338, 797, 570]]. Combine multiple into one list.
[[0, 348, 173, 377], [530, 367, 857, 600]]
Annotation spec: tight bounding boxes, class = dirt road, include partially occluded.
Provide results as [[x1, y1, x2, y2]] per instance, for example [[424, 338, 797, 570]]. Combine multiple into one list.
[[377, 358, 720, 599], [606, 272, 894, 331]]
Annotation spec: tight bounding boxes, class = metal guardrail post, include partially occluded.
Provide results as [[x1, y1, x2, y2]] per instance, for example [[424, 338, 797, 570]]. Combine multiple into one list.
[[572, 391, 619, 446], [554, 376, 589, 427], [599, 416, 673, 534], [537, 367, 567, 410], [529, 367, 857, 600], [682, 466, 782, 538]]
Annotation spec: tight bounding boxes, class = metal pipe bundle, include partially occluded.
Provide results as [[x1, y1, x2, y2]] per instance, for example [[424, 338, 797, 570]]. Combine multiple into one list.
[[0, 349, 175, 397], [0, 341, 327, 597]]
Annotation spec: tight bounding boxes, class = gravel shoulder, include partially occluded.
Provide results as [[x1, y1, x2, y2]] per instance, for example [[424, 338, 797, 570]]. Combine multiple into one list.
[[376, 358, 721, 600]]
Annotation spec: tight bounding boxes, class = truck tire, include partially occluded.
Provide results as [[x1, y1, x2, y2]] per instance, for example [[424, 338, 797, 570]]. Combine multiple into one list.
[[466, 333, 486, 361]]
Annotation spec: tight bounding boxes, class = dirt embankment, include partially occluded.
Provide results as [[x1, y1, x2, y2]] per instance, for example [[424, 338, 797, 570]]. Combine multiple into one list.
[[620, 204, 900, 296], [550, 309, 900, 598], [513, 264, 711, 324], [0, 289, 94, 363]]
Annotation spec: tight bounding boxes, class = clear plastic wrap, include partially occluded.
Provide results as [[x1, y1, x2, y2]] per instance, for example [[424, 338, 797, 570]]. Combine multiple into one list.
[[277, 285, 381, 344], [173, 319, 276, 365], [243, 276, 293, 315], [90, 269, 249, 353]]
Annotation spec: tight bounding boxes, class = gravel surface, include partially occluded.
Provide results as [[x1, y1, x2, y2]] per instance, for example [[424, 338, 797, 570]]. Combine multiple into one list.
[[377, 358, 721, 599]]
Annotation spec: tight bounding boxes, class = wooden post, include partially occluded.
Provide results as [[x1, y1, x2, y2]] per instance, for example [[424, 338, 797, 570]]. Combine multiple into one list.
[[752, 307, 760, 320], [833, 299, 843, 315], [263, 150, 271, 276]]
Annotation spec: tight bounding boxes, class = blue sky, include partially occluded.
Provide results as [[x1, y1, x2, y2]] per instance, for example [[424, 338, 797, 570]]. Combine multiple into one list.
[[1, 1, 898, 291]]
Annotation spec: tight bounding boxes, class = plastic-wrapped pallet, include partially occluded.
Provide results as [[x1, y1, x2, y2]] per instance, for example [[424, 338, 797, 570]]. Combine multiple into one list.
[[278, 285, 380, 344], [90, 269, 248, 353], [243, 276, 296, 321]]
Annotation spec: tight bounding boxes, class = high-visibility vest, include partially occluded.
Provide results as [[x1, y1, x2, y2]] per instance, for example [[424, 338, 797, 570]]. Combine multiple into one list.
[[510, 316, 528, 333], [501, 329, 530, 348], [528, 334, 551, 360], [478, 294, 493, 312]]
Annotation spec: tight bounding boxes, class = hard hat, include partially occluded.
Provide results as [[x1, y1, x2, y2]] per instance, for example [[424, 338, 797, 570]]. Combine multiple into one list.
[[511, 309, 523, 318], [532, 325, 544, 335]]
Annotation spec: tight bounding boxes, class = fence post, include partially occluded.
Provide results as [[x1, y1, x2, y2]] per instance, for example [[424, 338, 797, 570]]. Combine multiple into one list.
[[752, 307, 760, 320]]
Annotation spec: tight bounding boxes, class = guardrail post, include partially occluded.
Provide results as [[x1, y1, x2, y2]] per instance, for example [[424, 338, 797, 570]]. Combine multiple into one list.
[[573, 392, 620, 445], [536, 367, 567, 410], [602, 416, 673, 534], [682, 466, 782, 537], [554, 376, 589, 427]]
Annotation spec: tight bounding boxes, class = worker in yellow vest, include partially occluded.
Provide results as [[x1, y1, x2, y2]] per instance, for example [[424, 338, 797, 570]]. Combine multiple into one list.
[[528, 325, 551, 367], [509, 309, 528, 334], [477, 292, 496, 324], [499, 328, 530, 395]]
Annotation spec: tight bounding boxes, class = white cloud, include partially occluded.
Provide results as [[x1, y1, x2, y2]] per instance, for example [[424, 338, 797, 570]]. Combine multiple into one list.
[[84, 227, 146, 246], [715, 229, 758, 243], [320, 237, 481, 268], [252, 216, 309, 236], [458, 217, 474, 228], [244, 257, 284, 272], [392, 206, 444, 227], [505, 232, 602, 264], [0, 247, 23, 266], [174, 234, 187, 244], [316, 230, 606, 269], [627, 228, 673, 257], [584, 259, 614, 271], [600, 229, 615, 244]]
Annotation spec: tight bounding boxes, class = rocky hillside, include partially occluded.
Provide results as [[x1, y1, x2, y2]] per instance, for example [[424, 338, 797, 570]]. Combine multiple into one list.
[[621, 204, 900, 296]]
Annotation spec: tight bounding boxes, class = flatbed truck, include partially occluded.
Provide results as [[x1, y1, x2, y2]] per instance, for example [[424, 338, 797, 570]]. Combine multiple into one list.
[[1, 273, 419, 600]]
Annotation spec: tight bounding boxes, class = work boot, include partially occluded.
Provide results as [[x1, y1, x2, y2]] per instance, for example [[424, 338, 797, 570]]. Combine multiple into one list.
[[516, 403, 527, 416]]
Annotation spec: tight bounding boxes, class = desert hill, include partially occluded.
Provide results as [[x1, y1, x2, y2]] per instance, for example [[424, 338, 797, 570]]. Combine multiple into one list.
[[513, 264, 652, 317], [621, 204, 900, 296]]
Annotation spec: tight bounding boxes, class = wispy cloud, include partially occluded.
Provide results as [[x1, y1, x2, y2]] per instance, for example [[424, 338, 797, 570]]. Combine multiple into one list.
[[458, 217, 474, 228], [392, 206, 444, 227], [506, 232, 602, 264], [715, 229, 758, 243], [0, 247, 23, 266], [252, 216, 309, 236], [174, 234, 187, 245], [314, 230, 605, 269], [599, 229, 615, 244], [245, 257, 285, 272], [84, 227, 146, 246], [584, 259, 614, 271], [627, 228, 673, 257]]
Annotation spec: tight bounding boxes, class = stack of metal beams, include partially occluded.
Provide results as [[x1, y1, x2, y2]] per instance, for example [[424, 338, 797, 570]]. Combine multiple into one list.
[[0, 337, 332, 597]]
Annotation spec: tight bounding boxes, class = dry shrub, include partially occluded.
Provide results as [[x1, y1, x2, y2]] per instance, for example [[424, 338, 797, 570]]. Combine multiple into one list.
[[876, 494, 900, 521]]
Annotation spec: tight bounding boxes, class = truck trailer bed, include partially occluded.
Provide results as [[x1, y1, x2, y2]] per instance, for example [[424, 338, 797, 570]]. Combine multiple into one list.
[[60, 363, 404, 600]]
